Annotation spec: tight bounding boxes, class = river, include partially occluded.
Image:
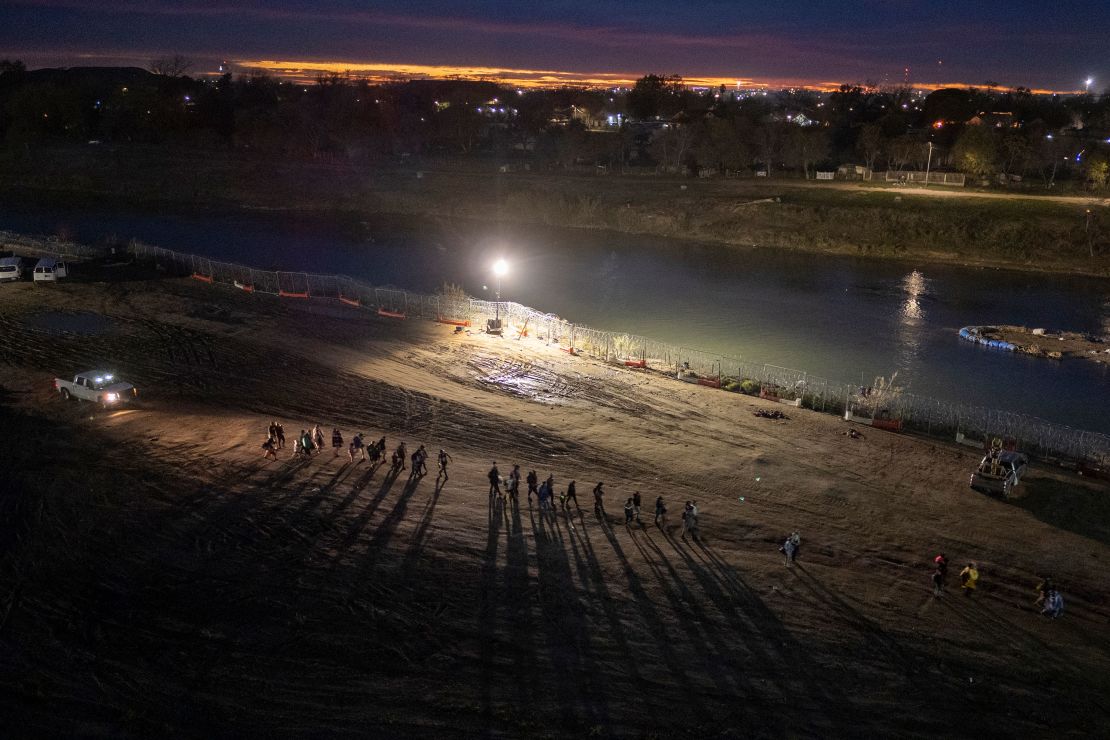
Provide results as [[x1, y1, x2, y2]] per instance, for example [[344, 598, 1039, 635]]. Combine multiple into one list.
[[4, 203, 1109, 435]]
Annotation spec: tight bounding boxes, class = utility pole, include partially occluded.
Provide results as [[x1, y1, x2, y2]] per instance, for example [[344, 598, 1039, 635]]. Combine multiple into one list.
[[1087, 208, 1094, 258], [924, 141, 934, 187]]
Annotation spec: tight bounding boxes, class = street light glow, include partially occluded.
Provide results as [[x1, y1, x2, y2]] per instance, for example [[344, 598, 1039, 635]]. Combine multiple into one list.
[[493, 259, 508, 277]]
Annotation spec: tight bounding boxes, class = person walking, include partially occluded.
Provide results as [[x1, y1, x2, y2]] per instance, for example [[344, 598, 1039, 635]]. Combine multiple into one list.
[[416, 445, 428, 476], [438, 449, 453, 481], [312, 425, 325, 456], [488, 462, 502, 498], [527, 470, 539, 505], [262, 436, 278, 461], [932, 566, 944, 598], [934, 554, 949, 594], [782, 533, 797, 566], [593, 482, 605, 518], [376, 437, 387, 462], [352, 433, 366, 461], [632, 491, 643, 525], [538, 477, 551, 512], [654, 496, 666, 528], [275, 422, 286, 449], [299, 429, 314, 457], [565, 480, 578, 510], [624, 497, 635, 525], [347, 440, 357, 463], [960, 562, 979, 597], [393, 442, 407, 471], [268, 421, 278, 443], [681, 501, 694, 539], [1034, 576, 1054, 609], [331, 428, 343, 457], [787, 531, 801, 564], [507, 464, 521, 500], [1041, 589, 1064, 618]]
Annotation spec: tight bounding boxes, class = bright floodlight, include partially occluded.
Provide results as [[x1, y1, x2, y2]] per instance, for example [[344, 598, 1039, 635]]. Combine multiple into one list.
[[1086, 77, 1094, 88], [493, 259, 508, 277]]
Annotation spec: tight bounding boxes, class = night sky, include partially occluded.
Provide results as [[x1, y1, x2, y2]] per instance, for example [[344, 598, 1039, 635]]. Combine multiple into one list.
[[2, 0, 1107, 90]]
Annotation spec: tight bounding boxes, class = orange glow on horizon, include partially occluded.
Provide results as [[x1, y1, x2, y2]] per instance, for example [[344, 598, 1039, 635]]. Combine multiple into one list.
[[237, 59, 1078, 95]]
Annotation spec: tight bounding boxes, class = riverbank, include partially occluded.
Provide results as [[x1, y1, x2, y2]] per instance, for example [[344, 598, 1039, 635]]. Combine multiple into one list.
[[2, 271, 1110, 736], [2, 144, 1109, 277]]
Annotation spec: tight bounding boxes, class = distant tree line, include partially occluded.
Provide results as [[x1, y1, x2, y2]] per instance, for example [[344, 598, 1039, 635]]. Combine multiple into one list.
[[1, 59, 1108, 188]]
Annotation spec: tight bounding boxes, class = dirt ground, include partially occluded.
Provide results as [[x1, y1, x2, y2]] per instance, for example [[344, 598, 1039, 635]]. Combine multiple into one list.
[[982, 325, 1110, 364], [2, 267, 1109, 738]]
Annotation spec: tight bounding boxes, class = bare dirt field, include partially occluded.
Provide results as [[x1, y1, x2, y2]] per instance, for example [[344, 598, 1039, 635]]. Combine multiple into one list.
[[2, 267, 1109, 738]]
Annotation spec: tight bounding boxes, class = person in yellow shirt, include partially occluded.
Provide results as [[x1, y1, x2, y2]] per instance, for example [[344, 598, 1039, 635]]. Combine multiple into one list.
[[960, 562, 980, 597]]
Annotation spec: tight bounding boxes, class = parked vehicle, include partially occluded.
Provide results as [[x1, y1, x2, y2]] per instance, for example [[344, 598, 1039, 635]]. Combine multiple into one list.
[[970, 449, 1028, 498], [0, 256, 23, 281], [33, 257, 68, 282], [54, 370, 137, 407]]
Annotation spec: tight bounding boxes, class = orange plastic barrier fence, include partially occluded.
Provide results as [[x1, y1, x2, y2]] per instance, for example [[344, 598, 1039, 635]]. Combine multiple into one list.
[[624, 359, 647, 368], [279, 290, 310, 299], [697, 378, 721, 388], [871, 418, 904, 432], [339, 295, 361, 307], [234, 281, 255, 293], [378, 308, 406, 319], [191, 272, 213, 283], [560, 347, 579, 356], [435, 316, 470, 326]]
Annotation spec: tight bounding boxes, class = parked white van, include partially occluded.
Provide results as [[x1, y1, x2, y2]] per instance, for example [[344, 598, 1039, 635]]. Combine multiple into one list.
[[0, 256, 23, 281], [33, 258, 68, 282]]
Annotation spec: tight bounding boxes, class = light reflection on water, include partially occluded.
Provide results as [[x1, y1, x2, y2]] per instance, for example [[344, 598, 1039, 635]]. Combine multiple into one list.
[[895, 269, 928, 377]]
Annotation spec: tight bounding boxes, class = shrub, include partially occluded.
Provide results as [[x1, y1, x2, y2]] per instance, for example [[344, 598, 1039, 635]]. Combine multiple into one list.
[[740, 379, 759, 395]]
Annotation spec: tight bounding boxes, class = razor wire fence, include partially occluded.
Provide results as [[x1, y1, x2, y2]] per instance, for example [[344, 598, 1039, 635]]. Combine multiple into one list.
[[123, 239, 1110, 468]]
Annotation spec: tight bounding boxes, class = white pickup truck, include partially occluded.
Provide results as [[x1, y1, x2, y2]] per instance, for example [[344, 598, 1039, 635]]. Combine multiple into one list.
[[54, 370, 138, 407]]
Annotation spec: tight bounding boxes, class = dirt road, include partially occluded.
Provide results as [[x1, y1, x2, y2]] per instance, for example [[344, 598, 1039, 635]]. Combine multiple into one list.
[[2, 270, 1109, 738]]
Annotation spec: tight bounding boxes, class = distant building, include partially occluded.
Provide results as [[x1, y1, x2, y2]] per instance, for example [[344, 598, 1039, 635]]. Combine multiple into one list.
[[549, 105, 604, 129], [967, 111, 1019, 128]]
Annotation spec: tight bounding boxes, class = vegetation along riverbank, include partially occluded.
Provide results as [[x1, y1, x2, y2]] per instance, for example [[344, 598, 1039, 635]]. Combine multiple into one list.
[[2, 144, 1109, 277]]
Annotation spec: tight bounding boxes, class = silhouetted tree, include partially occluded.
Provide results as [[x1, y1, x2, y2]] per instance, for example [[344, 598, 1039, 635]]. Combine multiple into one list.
[[856, 123, 885, 171], [149, 55, 193, 78], [627, 74, 684, 120], [953, 126, 998, 179]]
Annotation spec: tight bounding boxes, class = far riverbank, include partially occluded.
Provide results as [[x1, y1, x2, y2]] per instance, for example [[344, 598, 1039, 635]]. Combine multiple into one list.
[[1, 144, 1109, 277]]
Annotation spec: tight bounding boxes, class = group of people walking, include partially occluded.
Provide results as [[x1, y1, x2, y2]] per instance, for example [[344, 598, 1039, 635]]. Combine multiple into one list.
[[484, 463, 705, 541], [260, 421, 453, 482], [263, 424, 1067, 620], [929, 555, 1063, 617]]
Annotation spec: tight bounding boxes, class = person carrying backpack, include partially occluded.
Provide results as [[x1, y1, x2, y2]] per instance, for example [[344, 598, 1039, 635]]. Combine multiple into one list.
[[527, 470, 539, 504], [593, 482, 605, 518]]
